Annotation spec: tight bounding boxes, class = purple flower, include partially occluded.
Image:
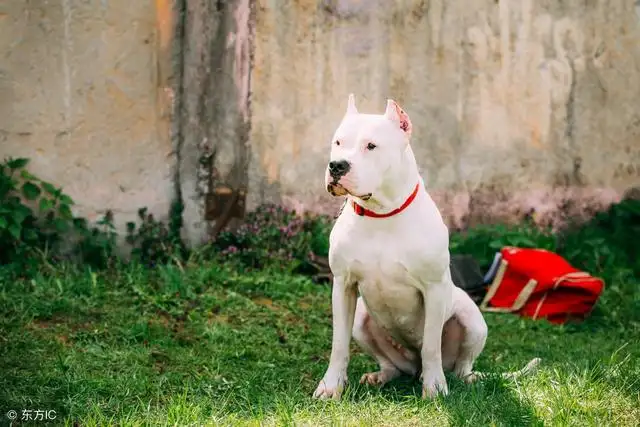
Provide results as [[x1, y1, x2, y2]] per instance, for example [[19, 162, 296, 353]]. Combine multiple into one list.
[[223, 245, 239, 254]]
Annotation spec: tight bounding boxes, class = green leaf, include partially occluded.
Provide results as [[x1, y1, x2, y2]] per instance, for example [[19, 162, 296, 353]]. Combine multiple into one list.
[[514, 238, 536, 247], [58, 203, 73, 220], [21, 182, 42, 200], [11, 208, 29, 225], [7, 223, 21, 239], [53, 218, 70, 233], [0, 217, 7, 229], [6, 158, 29, 169], [20, 169, 39, 181], [73, 217, 88, 230], [39, 198, 54, 212], [2, 177, 19, 192], [41, 182, 57, 195], [23, 228, 38, 242], [489, 240, 504, 250], [59, 194, 75, 206]]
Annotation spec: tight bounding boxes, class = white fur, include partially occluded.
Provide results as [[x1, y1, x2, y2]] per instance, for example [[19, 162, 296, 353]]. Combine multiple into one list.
[[314, 95, 489, 400]]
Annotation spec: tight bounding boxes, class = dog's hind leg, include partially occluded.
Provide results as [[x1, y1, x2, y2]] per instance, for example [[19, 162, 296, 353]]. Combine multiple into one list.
[[450, 286, 488, 383], [352, 297, 419, 386]]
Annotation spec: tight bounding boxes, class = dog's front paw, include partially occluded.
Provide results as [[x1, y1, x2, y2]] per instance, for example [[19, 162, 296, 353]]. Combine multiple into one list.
[[421, 369, 448, 399], [313, 375, 346, 400]]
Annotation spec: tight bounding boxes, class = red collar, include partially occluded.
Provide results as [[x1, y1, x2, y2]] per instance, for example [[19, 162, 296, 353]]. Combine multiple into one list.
[[352, 183, 420, 218]]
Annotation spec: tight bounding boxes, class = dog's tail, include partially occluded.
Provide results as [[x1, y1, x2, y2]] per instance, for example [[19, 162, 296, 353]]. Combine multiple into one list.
[[474, 357, 542, 381], [500, 357, 542, 379]]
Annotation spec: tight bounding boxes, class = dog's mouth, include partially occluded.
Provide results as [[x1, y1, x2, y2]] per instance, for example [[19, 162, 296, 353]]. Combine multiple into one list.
[[327, 183, 347, 197], [327, 183, 372, 200]]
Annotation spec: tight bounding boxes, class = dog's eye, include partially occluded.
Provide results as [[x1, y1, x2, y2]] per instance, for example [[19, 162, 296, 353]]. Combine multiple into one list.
[[335, 140, 341, 146], [366, 142, 377, 151]]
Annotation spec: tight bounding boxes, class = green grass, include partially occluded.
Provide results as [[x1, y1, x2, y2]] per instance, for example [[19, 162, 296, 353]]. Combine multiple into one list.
[[1, 256, 639, 427]]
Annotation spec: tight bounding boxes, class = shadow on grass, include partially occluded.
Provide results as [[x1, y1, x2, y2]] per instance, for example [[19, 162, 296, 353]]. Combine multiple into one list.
[[345, 371, 544, 426]]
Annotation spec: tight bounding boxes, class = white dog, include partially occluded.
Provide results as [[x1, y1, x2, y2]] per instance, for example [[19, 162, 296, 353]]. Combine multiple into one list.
[[313, 94, 537, 400]]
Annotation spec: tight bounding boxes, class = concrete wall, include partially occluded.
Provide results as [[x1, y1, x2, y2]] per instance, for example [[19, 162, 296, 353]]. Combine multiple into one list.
[[176, 0, 253, 246], [0, 0, 253, 248], [2, 0, 639, 248], [0, 0, 175, 238], [249, 0, 640, 228]]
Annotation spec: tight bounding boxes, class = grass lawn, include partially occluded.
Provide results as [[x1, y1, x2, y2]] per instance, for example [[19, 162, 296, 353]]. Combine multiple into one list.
[[1, 259, 639, 426]]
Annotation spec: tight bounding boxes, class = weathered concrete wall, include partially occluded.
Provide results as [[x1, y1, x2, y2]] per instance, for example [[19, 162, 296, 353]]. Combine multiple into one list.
[[249, 0, 640, 229], [0, 0, 175, 241], [2, 0, 639, 249], [0, 0, 253, 249], [176, 0, 253, 247]]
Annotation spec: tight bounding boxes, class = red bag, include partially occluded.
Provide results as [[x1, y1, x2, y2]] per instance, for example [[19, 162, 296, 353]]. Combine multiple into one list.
[[479, 247, 605, 324]]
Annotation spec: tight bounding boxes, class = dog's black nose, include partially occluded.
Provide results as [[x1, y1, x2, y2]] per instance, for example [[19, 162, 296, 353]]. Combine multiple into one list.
[[328, 160, 350, 177]]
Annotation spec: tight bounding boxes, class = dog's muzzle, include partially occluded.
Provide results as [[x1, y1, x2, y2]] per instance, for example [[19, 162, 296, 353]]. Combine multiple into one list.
[[326, 160, 370, 200], [327, 160, 350, 197]]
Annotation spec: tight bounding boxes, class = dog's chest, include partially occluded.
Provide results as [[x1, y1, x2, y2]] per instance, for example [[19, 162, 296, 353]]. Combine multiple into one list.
[[331, 222, 446, 284], [340, 242, 428, 346], [351, 260, 425, 348], [329, 212, 450, 347]]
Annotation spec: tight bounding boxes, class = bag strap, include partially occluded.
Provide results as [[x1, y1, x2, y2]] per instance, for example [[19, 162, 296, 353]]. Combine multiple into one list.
[[532, 271, 605, 320], [479, 260, 539, 313], [551, 271, 596, 289]]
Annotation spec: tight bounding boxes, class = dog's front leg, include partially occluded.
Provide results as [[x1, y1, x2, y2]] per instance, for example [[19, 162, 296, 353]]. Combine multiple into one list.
[[313, 275, 357, 400], [420, 283, 452, 399]]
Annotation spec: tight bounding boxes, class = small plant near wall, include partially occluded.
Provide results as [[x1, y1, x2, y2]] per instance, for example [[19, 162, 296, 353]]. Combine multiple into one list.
[[0, 157, 189, 276], [207, 203, 332, 275], [1, 157, 74, 256], [0, 157, 119, 274], [125, 202, 187, 267]]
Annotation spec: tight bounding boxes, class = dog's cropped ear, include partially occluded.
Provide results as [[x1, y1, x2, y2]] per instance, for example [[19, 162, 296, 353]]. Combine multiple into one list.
[[384, 99, 412, 138], [346, 93, 358, 115]]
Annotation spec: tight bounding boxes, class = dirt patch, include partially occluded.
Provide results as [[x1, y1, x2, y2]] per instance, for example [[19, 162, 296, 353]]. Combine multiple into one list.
[[56, 335, 72, 347], [29, 313, 68, 329], [298, 301, 312, 310], [29, 314, 95, 333], [252, 296, 280, 310], [249, 296, 311, 328], [208, 313, 230, 324]]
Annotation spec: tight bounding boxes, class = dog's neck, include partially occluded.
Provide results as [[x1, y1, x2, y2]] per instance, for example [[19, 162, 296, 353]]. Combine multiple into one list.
[[350, 145, 422, 214]]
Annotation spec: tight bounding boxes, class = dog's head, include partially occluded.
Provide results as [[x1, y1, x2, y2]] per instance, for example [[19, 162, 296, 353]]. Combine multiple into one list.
[[325, 94, 413, 201]]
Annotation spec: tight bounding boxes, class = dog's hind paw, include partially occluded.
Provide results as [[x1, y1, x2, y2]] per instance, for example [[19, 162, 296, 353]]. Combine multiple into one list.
[[359, 370, 396, 387]]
